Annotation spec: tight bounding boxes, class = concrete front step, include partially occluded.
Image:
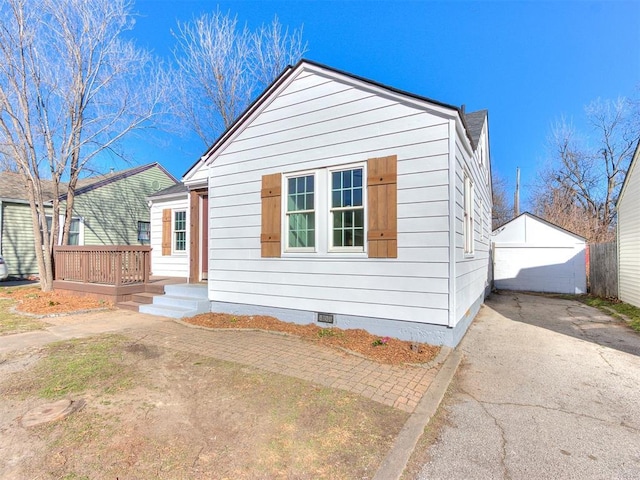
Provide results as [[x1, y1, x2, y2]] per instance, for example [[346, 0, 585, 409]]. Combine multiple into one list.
[[138, 283, 210, 319]]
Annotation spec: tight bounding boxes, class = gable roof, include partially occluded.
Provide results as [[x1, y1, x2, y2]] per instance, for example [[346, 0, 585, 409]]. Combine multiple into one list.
[[183, 59, 487, 180], [0, 163, 177, 203], [616, 139, 640, 208], [60, 163, 177, 200], [147, 181, 188, 200], [464, 109, 488, 149], [0, 171, 58, 203], [492, 211, 586, 241]]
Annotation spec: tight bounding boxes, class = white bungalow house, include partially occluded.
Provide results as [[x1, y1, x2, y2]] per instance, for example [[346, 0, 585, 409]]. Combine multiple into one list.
[[616, 140, 640, 308], [147, 60, 492, 347]]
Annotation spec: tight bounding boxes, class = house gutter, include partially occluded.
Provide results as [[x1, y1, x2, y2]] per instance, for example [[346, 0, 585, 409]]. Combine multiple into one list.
[[0, 200, 3, 254]]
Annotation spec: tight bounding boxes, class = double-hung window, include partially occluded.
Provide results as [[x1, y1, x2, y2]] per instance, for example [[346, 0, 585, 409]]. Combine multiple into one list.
[[67, 218, 81, 245], [174, 210, 187, 252], [463, 172, 474, 254], [330, 167, 364, 250], [41, 215, 83, 245], [286, 174, 315, 250]]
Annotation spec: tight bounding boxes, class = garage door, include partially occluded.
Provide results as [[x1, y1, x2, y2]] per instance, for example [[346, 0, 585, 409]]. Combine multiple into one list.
[[493, 244, 586, 294]]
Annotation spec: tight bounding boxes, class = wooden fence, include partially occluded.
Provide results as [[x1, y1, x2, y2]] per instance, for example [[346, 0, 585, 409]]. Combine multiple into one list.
[[53, 245, 151, 286], [588, 242, 618, 298]]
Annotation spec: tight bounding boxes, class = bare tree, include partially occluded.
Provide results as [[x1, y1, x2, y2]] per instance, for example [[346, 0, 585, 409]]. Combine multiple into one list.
[[0, 0, 169, 290], [172, 10, 307, 146], [532, 98, 640, 243], [491, 172, 512, 230]]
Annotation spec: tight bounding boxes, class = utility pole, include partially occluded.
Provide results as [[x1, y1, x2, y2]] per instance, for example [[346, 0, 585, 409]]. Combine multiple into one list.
[[514, 167, 520, 217]]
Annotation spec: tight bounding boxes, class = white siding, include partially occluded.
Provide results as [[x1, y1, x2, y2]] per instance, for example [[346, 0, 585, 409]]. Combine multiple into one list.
[[208, 69, 454, 325], [453, 124, 492, 324], [149, 196, 189, 278], [618, 149, 640, 307]]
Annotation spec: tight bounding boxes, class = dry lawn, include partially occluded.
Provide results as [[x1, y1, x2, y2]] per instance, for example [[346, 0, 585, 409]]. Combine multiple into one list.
[[0, 334, 409, 479]]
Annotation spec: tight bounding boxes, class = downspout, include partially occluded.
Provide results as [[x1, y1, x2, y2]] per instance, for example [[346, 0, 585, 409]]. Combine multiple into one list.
[[0, 200, 3, 255], [447, 119, 457, 328]]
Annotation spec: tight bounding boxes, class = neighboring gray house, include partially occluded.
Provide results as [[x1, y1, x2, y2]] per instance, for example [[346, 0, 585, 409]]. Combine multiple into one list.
[[0, 163, 177, 277], [492, 212, 587, 295], [147, 60, 492, 346], [617, 141, 640, 308]]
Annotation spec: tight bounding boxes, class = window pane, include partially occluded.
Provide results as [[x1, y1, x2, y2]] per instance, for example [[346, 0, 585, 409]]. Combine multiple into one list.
[[332, 171, 341, 189], [288, 175, 314, 214], [353, 169, 362, 187], [344, 170, 351, 188], [288, 212, 314, 248], [332, 190, 340, 208], [343, 189, 352, 207], [354, 187, 362, 206]]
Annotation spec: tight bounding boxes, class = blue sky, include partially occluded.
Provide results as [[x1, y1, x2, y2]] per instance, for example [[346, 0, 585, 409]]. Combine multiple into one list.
[[128, 0, 640, 206]]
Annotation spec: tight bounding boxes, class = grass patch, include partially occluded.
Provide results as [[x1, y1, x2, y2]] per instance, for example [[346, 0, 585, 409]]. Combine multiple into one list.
[[582, 296, 640, 332], [4, 335, 136, 399], [0, 298, 47, 335]]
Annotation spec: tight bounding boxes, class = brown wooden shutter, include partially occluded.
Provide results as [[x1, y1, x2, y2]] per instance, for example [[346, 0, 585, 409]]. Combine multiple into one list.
[[162, 208, 171, 256], [261, 173, 281, 258], [367, 155, 397, 258]]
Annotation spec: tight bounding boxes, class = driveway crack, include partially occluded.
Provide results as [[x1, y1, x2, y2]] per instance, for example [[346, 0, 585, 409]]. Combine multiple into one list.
[[461, 388, 512, 480], [472, 398, 639, 434]]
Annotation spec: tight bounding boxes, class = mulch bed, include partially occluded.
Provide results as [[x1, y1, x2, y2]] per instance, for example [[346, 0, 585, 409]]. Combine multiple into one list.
[[0, 287, 112, 315], [185, 313, 440, 366]]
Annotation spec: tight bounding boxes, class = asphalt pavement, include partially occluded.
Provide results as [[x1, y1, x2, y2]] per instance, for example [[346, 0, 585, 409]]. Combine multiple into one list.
[[417, 292, 640, 480]]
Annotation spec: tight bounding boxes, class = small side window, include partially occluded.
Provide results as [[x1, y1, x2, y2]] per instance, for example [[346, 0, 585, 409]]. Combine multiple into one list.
[[174, 211, 187, 252], [138, 221, 151, 244]]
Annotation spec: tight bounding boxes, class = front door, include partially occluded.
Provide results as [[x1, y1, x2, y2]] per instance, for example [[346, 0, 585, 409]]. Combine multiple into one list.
[[189, 189, 208, 283]]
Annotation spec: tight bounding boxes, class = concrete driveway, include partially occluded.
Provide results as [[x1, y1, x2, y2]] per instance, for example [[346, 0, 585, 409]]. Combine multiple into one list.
[[417, 292, 640, 480]]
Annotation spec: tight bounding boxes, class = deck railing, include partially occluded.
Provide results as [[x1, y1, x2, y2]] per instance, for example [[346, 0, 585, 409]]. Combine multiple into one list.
[[53, 246, 151, 286]]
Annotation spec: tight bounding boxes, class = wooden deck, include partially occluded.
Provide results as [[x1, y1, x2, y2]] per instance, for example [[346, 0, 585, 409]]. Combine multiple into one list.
[[52, 245, 186, 303]]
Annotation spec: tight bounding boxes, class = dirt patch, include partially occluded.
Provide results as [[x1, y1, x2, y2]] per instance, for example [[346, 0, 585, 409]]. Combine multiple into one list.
[[0, 335, 408, 479]]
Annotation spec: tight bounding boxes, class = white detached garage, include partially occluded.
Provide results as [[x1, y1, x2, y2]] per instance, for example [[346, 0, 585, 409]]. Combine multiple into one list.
[[492, 213, 587, 294]]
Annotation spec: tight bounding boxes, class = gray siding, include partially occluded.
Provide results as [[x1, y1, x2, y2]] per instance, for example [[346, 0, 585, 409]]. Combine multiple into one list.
[[618, 150, 640, 307], [208, 68, 455, 326]]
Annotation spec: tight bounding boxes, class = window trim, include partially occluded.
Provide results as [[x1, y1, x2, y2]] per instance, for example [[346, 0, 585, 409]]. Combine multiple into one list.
[[463, 171, 474, 255], [284, 170, 316, 253], [173, 209, 187, 254], [328, 162, 366, 253], [43, 214, 84, 246]]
